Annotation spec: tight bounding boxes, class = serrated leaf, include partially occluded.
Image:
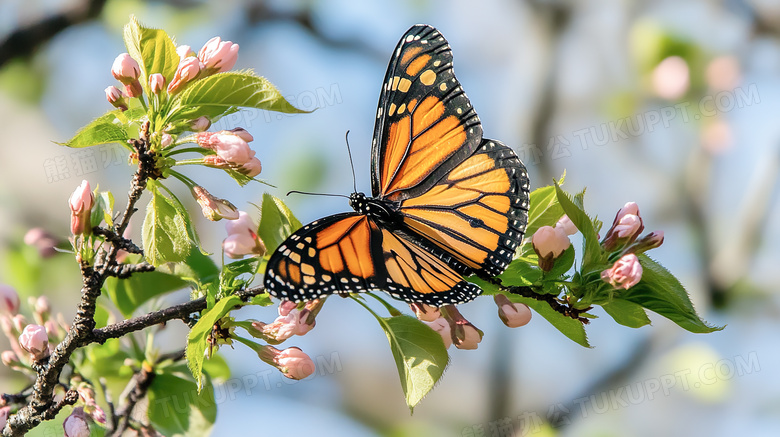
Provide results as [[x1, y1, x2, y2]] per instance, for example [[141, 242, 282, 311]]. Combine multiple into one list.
[[506, 294, 591, 347], [621, 255, 724, 333], [147, 372, 216, 437], [257, 193, 302, 253], [525, 185, 563, 238], [142, 181, 193, 266], [602, 299, 651, 328], [375, 315, 449, 411], [554, 182, 605, 270], [59, 110, 129, 148], [250, 293, 274, 306], [544, 244, 575, 279], [171, 72, 308, 124], [186, 295, 242, 390], [201, 352, 231, 383], [123, 17, 180, 87], [157, 247, 220, 286]]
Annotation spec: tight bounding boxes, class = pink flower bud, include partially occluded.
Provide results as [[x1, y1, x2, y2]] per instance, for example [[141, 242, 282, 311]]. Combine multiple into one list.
[[0, 284, 20, 315], [601, 253, 643, 290], [19, 324, 49, 360], [454, 323, 482, 350], [241, 157, 262, 177], [278, 300, 298, 317], [88, 405, 106, 425], [423, 317, 452, 349], [223, 211, 266, 258], [228, 127, 254, 142], [124, 81, 143, 98], [249, 306, 316, 343], [69, 180, 94, 236], [197, 131, 256, 165], [192, 186, 240, 221], [167, 56, 202, 94], [603, 202, 645, 251], [614, 214, 643, 239], [63, 408, 90, 437], [111, 53, 140, 84], [161, 133, 173, 148], [24, 227, 59, 258], [198, 36, 239, 73], [177, 45, 195, 60], [274, 347, 315, 380], [629, 231, 665, 254], [104, 86, 128, 111], [532, 225, 570, 271], [409, 303, 441, 322], [190, 116, 211, 132], [0, 406, 10, 432], [1, 350, 19, 367], [494, 294, 532, 328], [555, 215, 578, 236], [149, 73, 165, 94]]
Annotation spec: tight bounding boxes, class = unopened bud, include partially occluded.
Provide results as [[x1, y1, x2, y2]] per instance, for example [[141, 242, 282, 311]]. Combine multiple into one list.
[[149, 73, 165, 94]]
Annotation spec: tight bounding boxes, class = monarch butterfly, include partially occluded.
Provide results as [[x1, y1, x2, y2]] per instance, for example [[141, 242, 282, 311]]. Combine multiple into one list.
[[264, 24, 530, 306]]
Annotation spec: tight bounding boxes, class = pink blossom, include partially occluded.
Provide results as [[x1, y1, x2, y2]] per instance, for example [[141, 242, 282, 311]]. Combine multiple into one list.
[[222, 211, 266, 258], [652, 56, 690, 100], [149, 73, 165, 94], [274, 347, 315, 380], [203, 155, 262, 177], [278, 300, 298, 317], [423, 317, 452, 349], [603, 202, 644, 251], [198, 37, 239, 73], [613, 214, 643, 239], [228, 127, 254, 142], [161, 133, 173, 148], [19, 324, 49, 360], [63, 407, 90, 437], [0, 284, 20, 315], [167, 56, 202, 94], [111, 53, 140, 84], [69, 180, 94, 235], [34, 296, 50, 317], [614, 202, 640, 223], [192, 186, 239, 221], [601, 254, 643, 290], [630, 231, 665, 254], [24, 227, 59, 258], [410, 303, 441, 322], [104, 86, 128, 111], [190, 116, 211, 132], [494, 294, 532, 328], [555, 215, 578, 236], [241, 157, 263, 177]]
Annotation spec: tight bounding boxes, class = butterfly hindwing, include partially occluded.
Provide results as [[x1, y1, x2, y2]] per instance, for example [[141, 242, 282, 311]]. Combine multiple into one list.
[[264, 212, 480, 305], [371, 24, 482, 201], [397, 139, 530, 277], [264, 213, 382, 301]]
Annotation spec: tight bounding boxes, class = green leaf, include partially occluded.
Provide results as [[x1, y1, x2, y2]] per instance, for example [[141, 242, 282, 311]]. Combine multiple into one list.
[[142, 181, 194, 266], [201, 352, 231, 383], [257, 193, 303, 253], [186, 295, 243, 390], [147, 372, 216, 437], [602, 299, 651, 328], [498, 259, 541, 287], [506, 294, 591, 347], [90, 191, 115, 228], [544, 244, 575, 279], [104, 270, 187, 317], [621, 255, 724, 333], [123, 17, 180, 86], [374, 315, 449, 411], [59, 110, 129, 148], [554, 182, 605, 270], [525, 185, 563, 238], [250, 293, 274, 307], [172, 72, 308, 123], [157, 247, 220, 286]]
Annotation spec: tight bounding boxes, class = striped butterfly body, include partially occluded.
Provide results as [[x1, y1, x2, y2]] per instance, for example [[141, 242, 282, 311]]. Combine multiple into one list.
[[264, 24, 530, 306]]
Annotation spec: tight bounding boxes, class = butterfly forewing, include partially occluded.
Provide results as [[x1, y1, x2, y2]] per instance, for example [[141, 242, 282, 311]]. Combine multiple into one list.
[[371, 24, 482, 201]]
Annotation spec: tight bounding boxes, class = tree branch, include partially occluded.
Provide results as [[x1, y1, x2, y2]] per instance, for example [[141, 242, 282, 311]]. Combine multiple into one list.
[[88, 287, 267, 345]]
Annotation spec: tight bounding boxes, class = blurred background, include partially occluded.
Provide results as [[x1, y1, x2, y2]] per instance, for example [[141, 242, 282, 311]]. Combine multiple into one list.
[[1, 0, 778, 436]]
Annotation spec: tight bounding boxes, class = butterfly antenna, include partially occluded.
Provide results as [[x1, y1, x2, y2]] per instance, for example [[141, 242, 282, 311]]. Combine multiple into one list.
[[345, 130, 358, 194], [286, 190, 349, 199]]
